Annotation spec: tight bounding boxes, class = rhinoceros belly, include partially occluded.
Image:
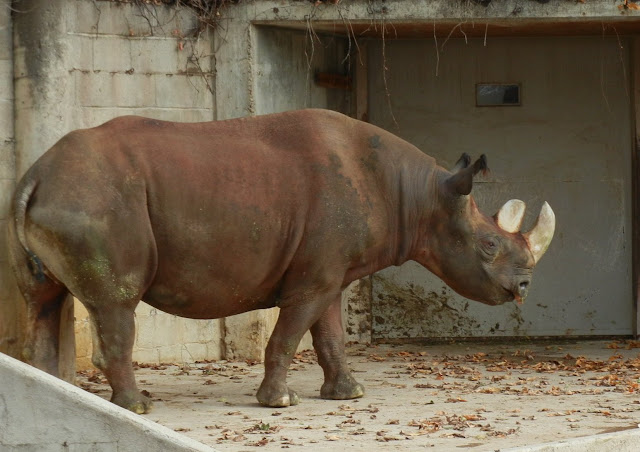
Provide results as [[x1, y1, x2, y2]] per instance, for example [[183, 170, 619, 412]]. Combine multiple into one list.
[[142, 277, 280, 319]]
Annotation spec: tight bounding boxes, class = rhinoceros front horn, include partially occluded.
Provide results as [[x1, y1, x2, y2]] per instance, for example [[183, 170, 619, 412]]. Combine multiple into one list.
[[523, 202, 556, 264]]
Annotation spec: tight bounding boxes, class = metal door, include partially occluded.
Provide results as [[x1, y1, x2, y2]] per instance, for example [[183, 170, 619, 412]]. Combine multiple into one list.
[[368, 37, 632, 339]]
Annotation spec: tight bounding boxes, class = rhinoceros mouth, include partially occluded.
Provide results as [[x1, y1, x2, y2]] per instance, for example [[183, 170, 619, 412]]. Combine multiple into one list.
[[502, 286, 526, 305], [501, 286, 519, 304]]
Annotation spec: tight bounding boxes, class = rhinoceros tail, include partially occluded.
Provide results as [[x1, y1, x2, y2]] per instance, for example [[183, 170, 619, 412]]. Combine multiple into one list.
[[10, 177, 46, 282]]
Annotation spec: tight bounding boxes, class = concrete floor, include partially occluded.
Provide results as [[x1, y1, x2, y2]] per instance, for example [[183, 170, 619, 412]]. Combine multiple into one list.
[[77, 340, 640, 451]]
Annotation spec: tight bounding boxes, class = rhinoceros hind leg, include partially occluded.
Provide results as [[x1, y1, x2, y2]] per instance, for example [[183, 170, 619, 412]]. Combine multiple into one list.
[[22, 289, 70, 378], [311, 295, 365, 401], [85, 302, 150, 413]]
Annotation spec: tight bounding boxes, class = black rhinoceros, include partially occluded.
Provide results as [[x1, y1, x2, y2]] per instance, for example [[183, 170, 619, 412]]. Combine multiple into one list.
[[8, 109, 554, 413]]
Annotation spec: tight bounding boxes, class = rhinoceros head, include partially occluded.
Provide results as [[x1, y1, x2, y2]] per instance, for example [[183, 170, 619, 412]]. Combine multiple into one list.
[[416, 154, 555, 305]]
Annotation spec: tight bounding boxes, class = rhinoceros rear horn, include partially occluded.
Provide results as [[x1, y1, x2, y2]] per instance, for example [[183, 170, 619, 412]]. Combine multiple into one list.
[[523, 202, 556, 264], [496, 199, 526, 233], [446, 154, 489, 196]]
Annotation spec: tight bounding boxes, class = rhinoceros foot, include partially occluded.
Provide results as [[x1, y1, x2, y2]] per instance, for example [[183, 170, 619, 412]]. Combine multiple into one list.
[[111, 390, 153, 414], [320, 375, 365, 400], [256, 381, 300, 407]]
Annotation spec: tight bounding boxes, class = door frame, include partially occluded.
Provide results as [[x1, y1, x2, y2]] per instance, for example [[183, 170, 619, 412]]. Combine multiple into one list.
[[632, 37, 640, 338]]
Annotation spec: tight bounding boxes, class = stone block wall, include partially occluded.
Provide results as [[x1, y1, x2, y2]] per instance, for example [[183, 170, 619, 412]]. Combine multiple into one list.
[[9, 0, 224, 368], [67, 0, 214, 128], [60, 1, 223, 368]]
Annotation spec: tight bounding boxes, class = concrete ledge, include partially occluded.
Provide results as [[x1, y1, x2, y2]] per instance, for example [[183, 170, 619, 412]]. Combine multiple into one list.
[[502, 428, 640, 452], [0, 352, 216, 452]]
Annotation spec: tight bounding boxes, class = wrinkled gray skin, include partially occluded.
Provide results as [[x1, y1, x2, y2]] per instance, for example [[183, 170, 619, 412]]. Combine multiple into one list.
[[8, 109, 539, 414]]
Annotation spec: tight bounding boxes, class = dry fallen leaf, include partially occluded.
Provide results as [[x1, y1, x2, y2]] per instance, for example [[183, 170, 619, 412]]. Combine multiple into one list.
[[246, 437, 270, 446], [626, 0, 640, 10], [369, 354, 387, 362], [477, 386, 501, 394]]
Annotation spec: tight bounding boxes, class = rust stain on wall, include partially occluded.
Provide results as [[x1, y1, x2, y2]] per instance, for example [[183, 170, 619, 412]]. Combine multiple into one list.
[[371, 275, 483, 340], [344, 278, 373, 343]]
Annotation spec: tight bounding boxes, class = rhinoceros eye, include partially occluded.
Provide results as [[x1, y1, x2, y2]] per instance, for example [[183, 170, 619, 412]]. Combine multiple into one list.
[[480, 237, 500, 257]]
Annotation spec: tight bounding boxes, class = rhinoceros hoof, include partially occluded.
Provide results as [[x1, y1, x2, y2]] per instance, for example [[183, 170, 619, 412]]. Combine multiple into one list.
[[256, 384, 300, 407], [320, 378, 365, 400], [111, 391, 153, 414]]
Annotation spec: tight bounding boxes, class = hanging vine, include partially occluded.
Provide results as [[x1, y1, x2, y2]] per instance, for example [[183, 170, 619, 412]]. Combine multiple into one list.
[[124, 0, 239, 34]]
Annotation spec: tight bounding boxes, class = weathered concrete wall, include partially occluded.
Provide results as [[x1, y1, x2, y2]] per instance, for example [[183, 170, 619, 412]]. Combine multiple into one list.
[[0, 0, 18, 358], [253, 26, 349, 115], [6, 0, 357, 368], [244, 0, 640, 25], [221, 26, 354, 356], [0, 352, 216, 451], [3, 0, 640, 371]]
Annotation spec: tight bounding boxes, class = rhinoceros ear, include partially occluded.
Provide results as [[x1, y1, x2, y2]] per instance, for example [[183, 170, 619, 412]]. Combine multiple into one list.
[[523, 202, 556, 263], [495, 199, 526, 233], [445, 155, 488, 196], [451, 153, 471, 173]]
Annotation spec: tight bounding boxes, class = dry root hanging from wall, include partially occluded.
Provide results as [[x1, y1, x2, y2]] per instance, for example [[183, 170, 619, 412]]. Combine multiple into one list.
[[127, 0, 239, 32]]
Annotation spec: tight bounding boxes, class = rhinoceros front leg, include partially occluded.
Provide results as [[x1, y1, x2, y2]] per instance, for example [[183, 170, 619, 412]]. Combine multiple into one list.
[[257, 293, 339, 408], [86, 303, 152, 414], [311, 295, 364, 400]]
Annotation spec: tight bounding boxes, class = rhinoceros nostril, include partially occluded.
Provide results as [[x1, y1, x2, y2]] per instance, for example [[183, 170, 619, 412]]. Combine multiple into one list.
[[512, 280, 530, 304], [517, 280, 531, 298]]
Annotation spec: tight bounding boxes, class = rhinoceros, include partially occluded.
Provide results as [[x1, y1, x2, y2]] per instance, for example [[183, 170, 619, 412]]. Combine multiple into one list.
[[8, 109, 554, 413]]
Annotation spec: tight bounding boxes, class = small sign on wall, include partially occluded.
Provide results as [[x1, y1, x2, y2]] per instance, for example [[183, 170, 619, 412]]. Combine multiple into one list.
[[476, 83, 521, 107]]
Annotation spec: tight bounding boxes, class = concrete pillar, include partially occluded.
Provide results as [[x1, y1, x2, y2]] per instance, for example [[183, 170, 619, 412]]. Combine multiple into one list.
[[0, 0, 19, 358], [12, 0, 76, 378], [214, 16, 255, 119], [13, 0, 76, 176], [212, 18, 270, 360]]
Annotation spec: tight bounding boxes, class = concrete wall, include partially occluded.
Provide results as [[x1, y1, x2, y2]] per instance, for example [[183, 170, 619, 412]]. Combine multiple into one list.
[[0, 352, 215, 451], [253, 26, 349, 115], [3, 0, 357, 368], [248, 0, 640, 24], [2, 0, 640, 371]]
